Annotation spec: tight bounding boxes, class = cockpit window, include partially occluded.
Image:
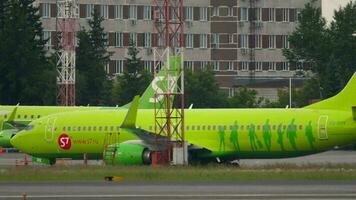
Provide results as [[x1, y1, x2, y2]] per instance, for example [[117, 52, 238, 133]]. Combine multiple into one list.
[[24, 125, 34, 131]]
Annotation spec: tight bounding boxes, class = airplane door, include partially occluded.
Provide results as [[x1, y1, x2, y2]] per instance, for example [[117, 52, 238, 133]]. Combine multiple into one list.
[[318, 115, 328, 140], [45, 117, 57, 142]]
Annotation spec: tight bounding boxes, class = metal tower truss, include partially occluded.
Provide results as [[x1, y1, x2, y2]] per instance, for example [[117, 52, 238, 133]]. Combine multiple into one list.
[[56, 0, 78, 106], [152, 0, 186, 165]]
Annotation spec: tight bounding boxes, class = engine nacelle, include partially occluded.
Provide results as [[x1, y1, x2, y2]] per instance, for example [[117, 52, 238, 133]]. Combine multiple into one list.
[[104, 143, 151, 165], [0, 129, 17, 148]]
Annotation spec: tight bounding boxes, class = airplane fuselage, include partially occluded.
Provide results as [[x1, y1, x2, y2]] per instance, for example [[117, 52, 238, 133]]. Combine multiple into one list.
[[11, 108, 356, 160]]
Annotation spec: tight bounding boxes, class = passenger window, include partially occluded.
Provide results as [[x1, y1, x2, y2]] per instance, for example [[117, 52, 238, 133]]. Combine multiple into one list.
[[93, 127, 97, 131], [4, 115, 7, 119], [212, 125, 216, 130], [207, 125, 210, 130], [192, 126, 195, 130], [37, 115, 41, 118], [63, 127, 66, 131], [54, 127, 57, 132], [99, 127, 102, 131], [186, 126, 189, 130], [88, 126, 91, 131], [257, 125, 260, 130], [110, 126, 113, 131], [78, 127, 81, 131], [73, 126, 77, 131], [299, 125, 303, 130], [30, 115, 34, 119], [202, 125, 205, 130], [273, 125, 276, 130], [197, 126, 200, 130], [246, 125, 250, 130], [17, 115, 21, 119], [224, 125, 227, 130], [83, 127, 86, 131], [283, 125, 286, 130], [104, 126, 108, 131], [67, 127, 71, 131], [24, 115, 27, 119]]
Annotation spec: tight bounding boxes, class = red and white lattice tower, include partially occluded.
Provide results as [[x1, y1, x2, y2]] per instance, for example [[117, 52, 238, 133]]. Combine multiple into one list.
[[152, 0, 187, 165], [56, 0, 78, 106]]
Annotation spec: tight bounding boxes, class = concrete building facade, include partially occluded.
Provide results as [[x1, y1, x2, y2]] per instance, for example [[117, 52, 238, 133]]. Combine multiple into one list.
[[36, 0, 314, 102]]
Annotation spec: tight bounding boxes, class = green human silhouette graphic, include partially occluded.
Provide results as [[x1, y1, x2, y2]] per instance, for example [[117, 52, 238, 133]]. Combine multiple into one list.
[[218, 126, 225, 152], [277, 124, 285, 151], [263, 119, 272, 151], [249, 124, 258, 151], [229, 121, 240, 151], [287, 119, 298, 150], [305, 121, 315, 150]]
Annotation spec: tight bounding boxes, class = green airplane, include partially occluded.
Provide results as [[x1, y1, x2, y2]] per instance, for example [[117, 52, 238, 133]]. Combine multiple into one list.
[[10, 72, 356, 165], [0, 56, 180, 149]]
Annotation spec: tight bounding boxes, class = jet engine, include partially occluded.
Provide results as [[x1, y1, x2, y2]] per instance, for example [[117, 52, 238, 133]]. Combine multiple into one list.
[[0, 129, 17, 148], [104, 143, 151, 165]]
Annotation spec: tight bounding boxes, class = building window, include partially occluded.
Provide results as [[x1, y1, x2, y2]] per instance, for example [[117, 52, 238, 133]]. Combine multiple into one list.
[[100, 5, 108, 19], [296, 62, 304, 71], [282, 35, 289, 49], [144, 61, 152, 72], [143, 6, 151, 20], [211, 33, 219, 48], [268, 62, 276, 71], [228, 7, 234, 17], [201, 61, 208, 69], [282, 8, 289, 22], [228, 34, 234, 44], [129, 5, 137, 19], [200, 7, 208, 21], [115, 60, 124, 74], [185, 7, 193, 21], [239, 34, 248, 48], [228, 88, 235, 98], [268, 8, 275, 22], [185, 61, 193, 70], [268, 35, 276, 49], [42, 3, 50, 18], [282, 62, 289, 71], [213, 61, 219, 71], [255, 35, 262, 48], [130, 32, 137, 46], [200, 34, 207, 48], [255, 62, 262, 71], [114, 5, 123, 19], [228, 62, 234, 71], [240, 7, 248, 21], [42, 31, 51, 47], [86, 4, 94, 18], [116, 32, 123, 47], [185, 34, 193, 48], [144, 33, 151, 48], [241, 62, 249, 71], [212, 7, 219, 16], [255, 8, 262, 21]]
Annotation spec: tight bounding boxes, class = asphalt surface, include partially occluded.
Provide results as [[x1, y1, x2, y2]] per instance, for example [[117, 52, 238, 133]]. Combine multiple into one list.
[[1, 151, 356, 199], [0, 181, 356, 199], [2, 150, 356, 166]]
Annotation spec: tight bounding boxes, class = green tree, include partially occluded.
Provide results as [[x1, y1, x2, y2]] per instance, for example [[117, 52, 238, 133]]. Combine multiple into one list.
[[112, 40, 152, 105], [0, 0, 56, 105], [76, 8, 112, 106], [285, 1, 356, 99], [184, 68, 227, 108], [227, 87, 262, 108]]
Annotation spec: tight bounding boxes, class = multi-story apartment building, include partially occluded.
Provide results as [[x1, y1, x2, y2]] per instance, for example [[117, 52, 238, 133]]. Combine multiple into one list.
[[37, 0, 316, 102]]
